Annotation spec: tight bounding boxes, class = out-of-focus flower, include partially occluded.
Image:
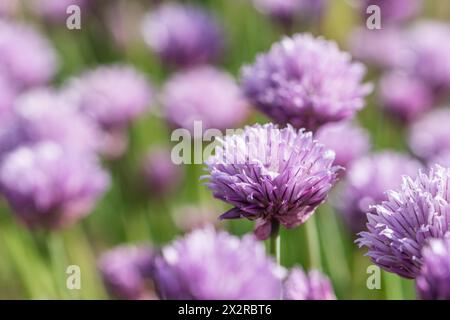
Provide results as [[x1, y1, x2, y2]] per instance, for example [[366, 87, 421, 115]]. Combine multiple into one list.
[[406, 21, 450, 94], [28, 0, 87, 22], [0, 0, 20, 17], [336, 152, 422, 233], [142, 147, 183, 197], [65, 65, 153, 131], [0, 88, 101, 158], [205, 123, 340, 240], [379, 72, 433, 122], [408, 108, 450, 160], [152, 227, 284, 299], [348, 27, 410, 70], [241, 33, 371, 131], [315, 121, 370, 169], [360, 0, 422, 24], [98, 245, 156, 300], [162, 66, 248, 134], [429, 151, 450, 168], [252, 0, 326, 27], [416, 235, 450, 300], [172, 205, 221, 232], [64, 65, 153, 158], [0, 74, 17, 122], [0, 19, 58, 89], [283, 267, 336, 300], [357, 165, 450, 279], [0, 142, 109, 229], [141, 3, 224, 68]]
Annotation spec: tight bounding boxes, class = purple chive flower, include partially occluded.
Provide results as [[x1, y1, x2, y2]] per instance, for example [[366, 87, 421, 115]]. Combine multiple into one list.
[[152, 227, 284, 300], [315, 121, 370, 169], [336, 152, 422, 233], [379, 72, 433, 123], [361, 0, 422, 24], [408, 108, 450, 160], [28, 0, 87, 21], [406, 21, 450, 94], [357, 165, 450, 279], [0, 19, 58, 89], [0, 142, 109, 229], [283, 267, 336, 300], [429, 151, 450, 168], [348, 27, 410, 70], [252, 0, 326, 26], [0, 74, 17, 122], [98, 245, 156, 300], [416, 235, 450, 300], [0, 88, 101, 158], [241, 33, 371, 131], [65, 65, 153, 131], [141, 147, 183, 197], [162, 66, 248, 134], [205, 123, 340, 240], [141, 3, 224, 68]]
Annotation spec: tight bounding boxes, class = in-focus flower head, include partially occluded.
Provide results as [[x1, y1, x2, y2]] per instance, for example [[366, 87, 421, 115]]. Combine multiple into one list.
[[408, 108, 450, 160], [162, 66, 248, 134], [142, 147, 183, 197], [0, 19, 58, 88], [357, 165, 450, 278], [361, 0, 422, 24], [241, 33, 371, 131], [98, 245, 155, 300], [379, 71, 433, 123], [416, 235, 450, 300], [152, 227, 284, 299], [64, 65, 153, 131], [336, 152, 422, 233], [141, 3, 224, 68], [315, 121, 370, 169], [205, 123, 340, 240], [283, 267, 336, 300], [0, 141, 110, 229]]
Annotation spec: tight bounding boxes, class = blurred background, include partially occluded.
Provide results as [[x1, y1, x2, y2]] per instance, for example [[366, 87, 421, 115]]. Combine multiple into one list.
[[0, 0, 449, 299]]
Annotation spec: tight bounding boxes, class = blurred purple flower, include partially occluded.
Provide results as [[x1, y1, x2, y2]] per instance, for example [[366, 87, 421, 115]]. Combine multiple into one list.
[[142, 147, 183, 197], [283, 267, 336, 300], [361, 0, 422, 24], [379, 71, 433, 122], [172, 205, 221, 232], [408, 108, 450, 160], [416, 235, 450, 300], [152, 227, 284, 299], [0, 74, 17, 122], [98, 245, 156, 300], [357, 165, 450, 278], [252, 0, 326, 27], [28, 0, 87, 21], [0, 19, 58, 89], [0, 88, 101, 158], [162, 66, 248, 134], [141, 3, 224, 68], [348, 27, 410, 70], [65, 65, 153, 131], [315, 121, 370, 169], [406, 21, 450, 94], [205, 123, 340, 240], [0, 0, 20, 17], [336, 152, 422, 233], [241, 33, 371, 131], [0, 142, 109, 229]]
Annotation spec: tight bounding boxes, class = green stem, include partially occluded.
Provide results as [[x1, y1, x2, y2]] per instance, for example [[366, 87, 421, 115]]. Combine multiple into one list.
[[305, 214, 322, 270], [383, 271, 404, 300], [269, 221, 281, 265]]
